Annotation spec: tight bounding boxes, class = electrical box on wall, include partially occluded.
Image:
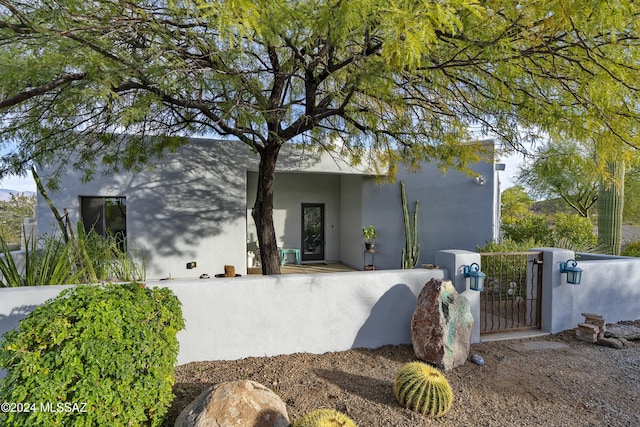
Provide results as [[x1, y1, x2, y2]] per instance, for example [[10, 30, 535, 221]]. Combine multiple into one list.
[[186, 262, 197, 269]]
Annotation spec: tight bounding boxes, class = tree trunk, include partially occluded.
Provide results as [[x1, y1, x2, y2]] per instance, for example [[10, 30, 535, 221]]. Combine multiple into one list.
[[252, 143, 282, 275], [598, 161, 625, 255]]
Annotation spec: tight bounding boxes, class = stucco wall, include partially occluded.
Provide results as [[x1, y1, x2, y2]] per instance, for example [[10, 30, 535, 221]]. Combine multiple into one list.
[[37, 141, 251, 279], [0, 269, 454, 372], [37, 139, 373, 279], [339, 175, 364, 269], [3, 248, 638, 376], [36, 137, 498, 277], [361, 159, 497, 269], [538, 248, 640, 333]]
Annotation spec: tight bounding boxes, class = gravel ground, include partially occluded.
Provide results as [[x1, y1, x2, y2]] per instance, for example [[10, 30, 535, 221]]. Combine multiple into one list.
[[164, 320, 640, 426]]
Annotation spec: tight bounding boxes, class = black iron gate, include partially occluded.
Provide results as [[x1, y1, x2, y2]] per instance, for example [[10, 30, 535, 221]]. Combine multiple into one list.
[[479, 251, 543, 333]]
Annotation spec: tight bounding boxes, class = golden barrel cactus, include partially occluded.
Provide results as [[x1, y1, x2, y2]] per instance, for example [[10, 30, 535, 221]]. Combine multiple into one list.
[[293, 408, 357, 427], [393, 361, 453, 418]]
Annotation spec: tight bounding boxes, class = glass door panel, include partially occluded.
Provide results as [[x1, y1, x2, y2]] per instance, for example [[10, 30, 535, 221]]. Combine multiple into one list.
[[302, 204, 324, 261]]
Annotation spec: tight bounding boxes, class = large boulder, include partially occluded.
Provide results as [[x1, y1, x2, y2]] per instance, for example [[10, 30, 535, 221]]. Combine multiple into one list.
[[174, 380, 290, 427], [411, 278, 474, 370]]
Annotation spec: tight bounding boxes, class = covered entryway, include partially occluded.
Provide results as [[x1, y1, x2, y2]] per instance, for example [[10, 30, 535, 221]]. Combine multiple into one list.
[[479, 251, 543, 334]]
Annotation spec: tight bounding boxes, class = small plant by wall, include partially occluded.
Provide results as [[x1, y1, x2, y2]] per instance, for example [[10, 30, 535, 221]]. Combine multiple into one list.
[[0, 224, 146, 287], [393, 362, 453, 418], [293, 408, 357, 427], [400, 181, 420, 269], [621, 240, 640, 257], [0, 283, 184, 426]]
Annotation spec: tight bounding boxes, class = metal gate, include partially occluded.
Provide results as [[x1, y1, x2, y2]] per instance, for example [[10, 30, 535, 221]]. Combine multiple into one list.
[[479, 251, 543, 334]]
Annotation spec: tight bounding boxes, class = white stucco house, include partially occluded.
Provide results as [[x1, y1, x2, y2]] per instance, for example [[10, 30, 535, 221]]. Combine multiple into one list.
[[36, 138, 503, 279]]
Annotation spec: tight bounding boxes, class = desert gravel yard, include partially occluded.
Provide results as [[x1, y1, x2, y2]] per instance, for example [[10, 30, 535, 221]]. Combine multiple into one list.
[[164, 320, 640, 426]]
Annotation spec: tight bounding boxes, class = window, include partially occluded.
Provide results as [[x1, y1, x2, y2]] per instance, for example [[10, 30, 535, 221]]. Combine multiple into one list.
[[80, 197, 127, 246]]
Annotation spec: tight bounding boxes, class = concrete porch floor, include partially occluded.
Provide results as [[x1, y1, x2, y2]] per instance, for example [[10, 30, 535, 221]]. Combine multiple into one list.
[[248, 262, 359, 275], [481, 329, 550, 342]]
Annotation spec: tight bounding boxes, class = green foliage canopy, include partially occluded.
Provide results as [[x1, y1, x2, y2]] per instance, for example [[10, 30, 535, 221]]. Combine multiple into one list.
[[1, 0, 640, 178], [2, 0, 640, 272], [0, 193, 35, 245], [500, 186, 535, 225], [517, 140, 599, 217]]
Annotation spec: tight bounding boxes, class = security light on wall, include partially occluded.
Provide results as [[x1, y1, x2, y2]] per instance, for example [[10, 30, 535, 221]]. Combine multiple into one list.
[[560, 259, 583, 285], [463, 263, 486, 291], [474, 175, 485, 185]]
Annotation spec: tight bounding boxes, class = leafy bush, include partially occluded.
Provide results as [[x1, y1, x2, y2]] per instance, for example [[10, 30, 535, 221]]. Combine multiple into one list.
[[501, 214, 549, 244], [0, 283, 185, 426], [551, 213, 597, 250], [477, 238, 541, 254], [622, 241, 640, 257], [500, 213, 596, 252]]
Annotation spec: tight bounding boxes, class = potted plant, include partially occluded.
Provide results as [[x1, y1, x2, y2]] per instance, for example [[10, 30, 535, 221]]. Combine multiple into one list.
[[363, 225, 376, 251]]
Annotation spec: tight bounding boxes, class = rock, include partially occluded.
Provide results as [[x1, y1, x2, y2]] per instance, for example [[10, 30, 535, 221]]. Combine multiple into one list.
[[470, 354, 485, 366], [411, 278, 474, 371], [597, 337, 624, 349], [174, 380, 289, 427], [576, 323, 600, 343], [604, 324, 640, 340]]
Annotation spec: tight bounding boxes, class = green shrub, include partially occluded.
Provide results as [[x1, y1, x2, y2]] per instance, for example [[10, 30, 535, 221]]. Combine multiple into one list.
[[77, 225, 146, 282], [499, 213, 596, 252], [501, 214, 549, 244], [477, 238, 541, 253], [551, 213, 597, 250], [0, 283, 184, 426], [0, 231, 88, 287], [0, 225, 146, 287], [622, 241, 640, 257]]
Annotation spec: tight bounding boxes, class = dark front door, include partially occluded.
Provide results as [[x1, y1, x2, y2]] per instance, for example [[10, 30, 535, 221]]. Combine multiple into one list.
[[302, 204, 324, 261]]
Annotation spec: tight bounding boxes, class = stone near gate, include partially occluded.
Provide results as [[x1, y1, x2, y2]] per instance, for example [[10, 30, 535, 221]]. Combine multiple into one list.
[[604, 323, 640, 340], [597, 337, 624, 349], [576, 322, 600, 343], [411, 278, 474, 371], [174, 380, 290, 427]]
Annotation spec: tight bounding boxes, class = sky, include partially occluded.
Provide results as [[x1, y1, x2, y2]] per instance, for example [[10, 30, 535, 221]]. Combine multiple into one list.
[[0, 170, 36, 193], [497, 152, 527, 190]]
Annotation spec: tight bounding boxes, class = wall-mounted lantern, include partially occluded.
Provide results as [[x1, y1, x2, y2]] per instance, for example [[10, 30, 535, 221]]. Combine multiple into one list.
[[463, 262, 486, 291], [560, 259, 583, 285]]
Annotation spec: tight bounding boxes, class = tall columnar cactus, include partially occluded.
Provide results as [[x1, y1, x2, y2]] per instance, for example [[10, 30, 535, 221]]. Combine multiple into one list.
[[393, 362, 453, 418], [401, 181, 420, 269], [598, 161, 625, 255], [293, 409, 357, 427]]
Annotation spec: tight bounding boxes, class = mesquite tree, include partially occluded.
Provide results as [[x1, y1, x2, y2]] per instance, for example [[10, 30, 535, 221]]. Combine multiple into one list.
[[2, 1, 640, 274], [517, 140, 600, 218]]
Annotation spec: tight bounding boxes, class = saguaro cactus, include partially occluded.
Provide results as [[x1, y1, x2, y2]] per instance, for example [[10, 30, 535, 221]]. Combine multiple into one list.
[[598, 161, 625, 255], [393, 362, 453, 418], [293, 409, 357, 427], [401, 181, 420, 269]]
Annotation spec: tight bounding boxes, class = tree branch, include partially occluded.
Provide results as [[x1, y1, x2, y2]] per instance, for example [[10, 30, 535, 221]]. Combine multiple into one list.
[[0, 73, 86, 109]]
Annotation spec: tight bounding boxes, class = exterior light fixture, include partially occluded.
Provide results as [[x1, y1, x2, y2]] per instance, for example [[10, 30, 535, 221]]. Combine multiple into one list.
[[463, 263, 486, 291], [474, 175, 485, 185], [560, 259, 583, 285]]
